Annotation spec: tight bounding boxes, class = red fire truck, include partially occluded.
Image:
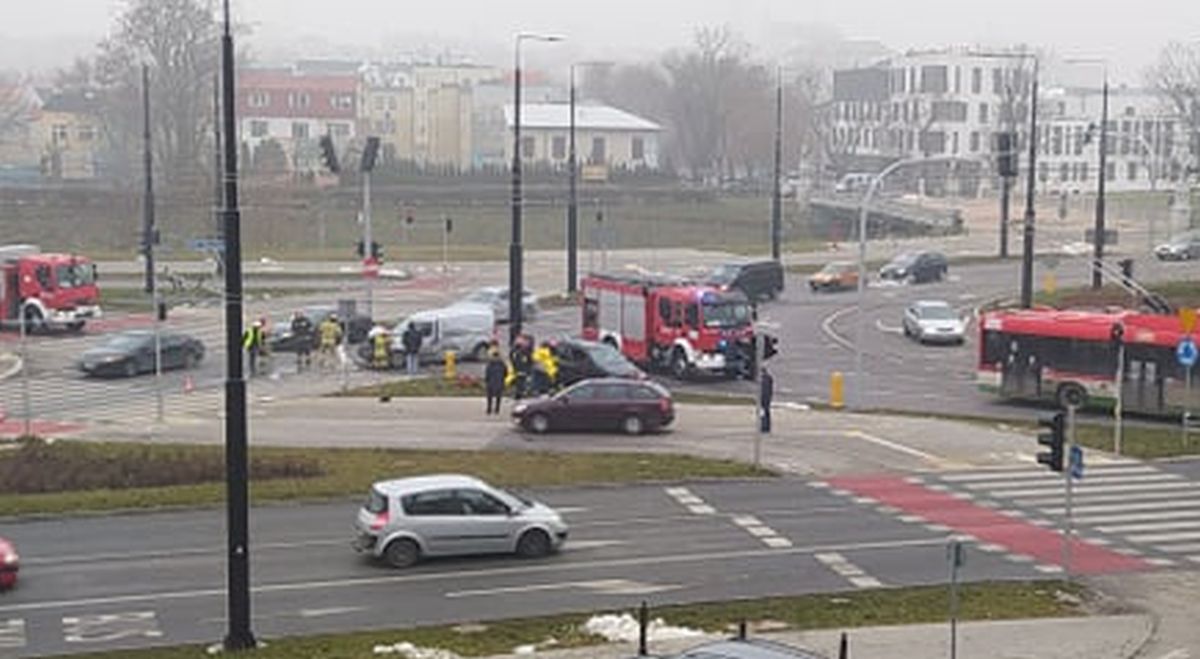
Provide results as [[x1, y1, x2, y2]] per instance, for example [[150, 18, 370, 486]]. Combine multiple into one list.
[[581, 273, 756, 379], [1, 244, 101, 332]]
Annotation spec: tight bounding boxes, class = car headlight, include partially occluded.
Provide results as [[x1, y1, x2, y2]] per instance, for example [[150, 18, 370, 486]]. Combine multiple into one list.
[[103, 355, 122, 363], [2, 551, 17, 565], [514, 404, 528, 415]]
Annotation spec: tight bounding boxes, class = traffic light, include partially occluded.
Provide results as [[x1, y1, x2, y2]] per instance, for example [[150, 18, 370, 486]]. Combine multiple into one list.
[[355, 239, 365, 257], [405, 211, 414, 226], [996, 131, 1017, 178], [1036, 412, 1065, 473], [361, 136, 380, 173], [445, 217, 453, 234], [762, 334, 779, 361], [319, 135, 340, 173], [370, 241, 382, 260]]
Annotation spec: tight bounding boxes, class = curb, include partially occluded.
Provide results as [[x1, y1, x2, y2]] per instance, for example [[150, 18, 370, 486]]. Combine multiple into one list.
[[0, 352, 21, 382]]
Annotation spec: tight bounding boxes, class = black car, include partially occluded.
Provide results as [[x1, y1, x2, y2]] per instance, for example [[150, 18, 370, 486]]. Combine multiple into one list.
[[552, 339, 645, 388], [79, 330, 205, 378], [269, 305, 373, 353], [878, 250, 948, 284], [706, 261, 784, 302]]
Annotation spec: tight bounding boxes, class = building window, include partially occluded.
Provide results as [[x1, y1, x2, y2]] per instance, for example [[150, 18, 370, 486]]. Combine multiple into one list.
[[250, 120, 268, 137], [978, 103, 989, 124], [1052, 126, 1063, 155], [291, 122, 309, 139], [920, 65, 948, 94], [1059, 163, 1069, 181], [591, 137, 606, 163], [632, 137, 645, 161], [551, 136, 566, 160], [1081, 162, 1089, 181], [992, 68, 1002, 94], [1127, 162, 1138, 180], [249, 91, 269, 108], [288, 92, 310, 109], [971, 68, 982, 94], [1107, 162, 1117, 180], [76, 125, 95, 142], [932, 101, 967, 122], [954, 67, 961, 94], [970, 131, 980, 152], [331, 94, 353, 110], [373, 96, 385, 111], [521, 136, 535, 160], [326, 122, 350, 137]]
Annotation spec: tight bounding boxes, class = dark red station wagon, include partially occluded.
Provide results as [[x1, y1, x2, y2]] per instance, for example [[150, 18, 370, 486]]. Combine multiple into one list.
[[512, 378, 674, 435]]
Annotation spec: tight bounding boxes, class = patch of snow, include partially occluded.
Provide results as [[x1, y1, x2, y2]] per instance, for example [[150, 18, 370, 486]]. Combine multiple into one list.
[[372, 642, 462, 658], [583, 613, 704, 644]]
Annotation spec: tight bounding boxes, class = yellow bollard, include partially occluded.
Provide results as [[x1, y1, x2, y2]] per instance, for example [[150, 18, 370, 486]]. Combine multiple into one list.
[[830, 371, 845, 409], [444, 350, 457, 380], [1043, 271, 1057, 296]]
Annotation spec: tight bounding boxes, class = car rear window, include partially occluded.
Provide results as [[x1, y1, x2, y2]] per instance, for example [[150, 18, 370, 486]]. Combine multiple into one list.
[[364, 488, 388, 514]]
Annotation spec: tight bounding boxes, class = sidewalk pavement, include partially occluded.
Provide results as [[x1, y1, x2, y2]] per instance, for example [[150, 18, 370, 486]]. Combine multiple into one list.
[[477, 615, 1152, 659], [0, 351, 20, 382], [73, 395, 1081, 475]]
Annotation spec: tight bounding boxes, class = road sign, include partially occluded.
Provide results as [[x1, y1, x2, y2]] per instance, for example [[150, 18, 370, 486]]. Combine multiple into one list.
[[1069, 445, 1084, 480], [1181, 307, 1197, 334], [186, 238, 225, 252], [1178, 337, 1198, 368]]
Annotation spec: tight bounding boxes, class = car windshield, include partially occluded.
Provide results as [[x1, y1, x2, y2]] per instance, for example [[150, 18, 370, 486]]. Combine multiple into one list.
[[918, 305, 957, 320], [54, 263, 95, 289], [703, 301, 751, 328], [102, 334, 149, 350], [583, 344, 638, 373], [889, 253, 918, 267], [464, 290, 496, 303], [708, 265, 738, 284], [820, 263, 849, 274], [498, 487, 534, 510]]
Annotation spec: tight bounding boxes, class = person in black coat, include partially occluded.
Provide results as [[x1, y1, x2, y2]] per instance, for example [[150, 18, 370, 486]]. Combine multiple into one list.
[[484, 349, 507, 415], [759, 367, 774, 433]]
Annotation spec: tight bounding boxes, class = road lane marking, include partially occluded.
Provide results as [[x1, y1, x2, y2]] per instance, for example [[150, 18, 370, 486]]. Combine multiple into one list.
[[62, 611, 163, 643], [843, 430, 947, 466], [300, 606, 367, 618], [0, 618, 24, 649], [820, 306, 857, 351], [1023, 490, 1200, 507], [446, 578, 682, 599], [1001, 482, 1197, 499], [1126, 530, 1200, 544], [963, 473, 1181, 490], [814, 552, 883, 589], [0, 537, 946, 615], [1078, 510, 1200, 526], [874, 319, 903, 335], [664, 487, 715, 515], [1067, 500, 1200, 515]]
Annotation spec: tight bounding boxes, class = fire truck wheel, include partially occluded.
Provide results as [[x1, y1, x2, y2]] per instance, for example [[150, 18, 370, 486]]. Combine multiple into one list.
[[670, 349, 690, 380], [66, 322, 84, 333], [622, 415, 644, 435], [22, 308, 45, 334]]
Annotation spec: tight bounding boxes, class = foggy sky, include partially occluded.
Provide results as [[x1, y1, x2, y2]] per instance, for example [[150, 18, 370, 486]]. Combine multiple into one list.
[[5, 0, 1199, 83]]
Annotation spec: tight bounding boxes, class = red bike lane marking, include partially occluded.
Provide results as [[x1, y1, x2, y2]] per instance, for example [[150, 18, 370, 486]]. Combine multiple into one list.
[[0, 419, 85, 438], [828, 475, 1149, 575]]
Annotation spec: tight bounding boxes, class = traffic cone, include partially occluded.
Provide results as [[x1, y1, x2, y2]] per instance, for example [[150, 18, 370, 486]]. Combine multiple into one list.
[[183, 375, 195, 394]]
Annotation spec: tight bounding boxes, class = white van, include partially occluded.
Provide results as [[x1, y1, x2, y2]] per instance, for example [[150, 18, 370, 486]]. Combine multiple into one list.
[[389, 305, 496, 364]]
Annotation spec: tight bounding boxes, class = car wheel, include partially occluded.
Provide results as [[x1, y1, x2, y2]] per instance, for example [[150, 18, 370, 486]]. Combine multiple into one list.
[[809, 282, 818, 293], [471, 343, 488, 362], [66, 322, 85, 333], [515, 529, 552, 559], [622, 415, 644, 436], [528, 413, 550, 434], [1056, 383, 1088, 410], [383, 538, 420, 569], [670, 349, 690, 380], [183, 351, 199, 370], [902, 323, 912, 337], [123, 361, 138, 378]]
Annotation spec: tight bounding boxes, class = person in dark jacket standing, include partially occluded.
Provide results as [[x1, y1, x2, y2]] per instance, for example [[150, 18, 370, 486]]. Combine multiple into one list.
[[484, 348, 507, 415], [401, 323, 423, 375], [510, 334, 534, 399], [759, 366, 774, 433]]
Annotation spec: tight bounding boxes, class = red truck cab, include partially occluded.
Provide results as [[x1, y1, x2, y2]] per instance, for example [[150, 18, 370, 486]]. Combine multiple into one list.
[[1, 245, 101, 332]]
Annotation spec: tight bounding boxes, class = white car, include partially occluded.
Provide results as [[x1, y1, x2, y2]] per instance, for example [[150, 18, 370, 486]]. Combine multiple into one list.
[[458, 286, 539, 324], [902, 300, 966, 345], [353, 474, 569, 568]]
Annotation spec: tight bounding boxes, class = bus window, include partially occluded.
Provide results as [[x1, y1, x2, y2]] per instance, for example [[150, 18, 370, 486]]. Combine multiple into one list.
[[583, 297, 599, 330]]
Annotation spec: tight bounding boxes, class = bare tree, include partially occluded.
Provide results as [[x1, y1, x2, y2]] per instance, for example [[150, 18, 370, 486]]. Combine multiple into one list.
[[1147, 41, 1200, 167]]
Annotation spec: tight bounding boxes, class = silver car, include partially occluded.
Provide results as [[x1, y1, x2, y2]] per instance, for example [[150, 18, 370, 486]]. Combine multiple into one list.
[[352, 474, 569, 568], [459, 286, 539, 324], [902, 300, 966, 344]]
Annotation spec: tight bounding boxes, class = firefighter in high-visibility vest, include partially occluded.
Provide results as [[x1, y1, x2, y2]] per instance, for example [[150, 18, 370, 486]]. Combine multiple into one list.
[[317, 313, 343, 372], [242, 320, 265, 377], [531, 341, 559, 395], [371, 325, 392, 370]]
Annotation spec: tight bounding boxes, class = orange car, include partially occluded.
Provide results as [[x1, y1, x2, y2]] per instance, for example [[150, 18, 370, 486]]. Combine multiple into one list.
[[808, 261, 860, 292]]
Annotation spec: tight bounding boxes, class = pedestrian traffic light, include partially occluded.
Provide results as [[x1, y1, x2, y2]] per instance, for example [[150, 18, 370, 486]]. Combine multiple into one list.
[[355, 239, 365, 257], [762, 334, 779, 361], [445, 217, 453, 234], [370, 241, 382, 260], [319, 135, 340, 173], [1036, 412, 1065, 473], [996, 131, 1017, 178], [361, 136, 380, 173]]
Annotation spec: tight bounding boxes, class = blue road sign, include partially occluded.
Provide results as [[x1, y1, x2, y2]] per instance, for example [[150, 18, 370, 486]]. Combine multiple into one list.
[[1069, 445, 1084, 480], [1178, 337, 1198, 368], [186, 238, 225, 252]]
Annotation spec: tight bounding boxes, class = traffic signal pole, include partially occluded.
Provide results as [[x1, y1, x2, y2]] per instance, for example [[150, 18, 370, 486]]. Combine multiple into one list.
[[363, 168, 373, 318], [1063, 404, 1076, 580]]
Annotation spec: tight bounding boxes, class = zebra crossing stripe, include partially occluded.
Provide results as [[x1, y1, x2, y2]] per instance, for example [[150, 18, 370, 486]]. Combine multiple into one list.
[[1075, 510, 1200, 526], [938, 465, 1152, 483]]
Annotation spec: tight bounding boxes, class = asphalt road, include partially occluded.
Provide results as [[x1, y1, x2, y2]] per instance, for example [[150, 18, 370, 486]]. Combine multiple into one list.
[[0, 479, 1051, 657]]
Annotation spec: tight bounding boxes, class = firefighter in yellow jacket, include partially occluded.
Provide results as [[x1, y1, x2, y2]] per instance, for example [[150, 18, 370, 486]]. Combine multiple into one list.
[[530, 341, 559, 395]]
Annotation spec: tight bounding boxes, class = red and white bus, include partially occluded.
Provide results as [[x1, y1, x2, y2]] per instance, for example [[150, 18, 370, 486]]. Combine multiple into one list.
[[978, 307, 1198, 415]]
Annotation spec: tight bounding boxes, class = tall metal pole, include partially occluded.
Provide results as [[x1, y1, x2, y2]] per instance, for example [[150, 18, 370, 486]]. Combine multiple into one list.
[[509, 37, 524, 347], [1019, 60, 1040, 309], [1064, 404, 1076, 580], [1092, 78, 1109, 289], [213, 73, 224, 276], [771, 66, 783, 261], [19, 303, 30, 438], [363, 169, 373, 318], [142, 65, 163, 423], [567, 64, 578, 293], [219, 0, 255, 650], [999, 175, 1012, 258]]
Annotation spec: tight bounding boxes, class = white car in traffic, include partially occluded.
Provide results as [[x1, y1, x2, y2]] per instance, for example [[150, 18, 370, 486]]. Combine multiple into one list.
[[902, 300, 966, 345]]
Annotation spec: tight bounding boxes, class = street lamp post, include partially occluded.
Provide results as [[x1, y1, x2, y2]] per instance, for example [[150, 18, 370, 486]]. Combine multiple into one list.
[[568, 64, 578, 294], [1019, 58, 1041, 309], [510, 32, 562, 346], [771, 67, 784, 261]]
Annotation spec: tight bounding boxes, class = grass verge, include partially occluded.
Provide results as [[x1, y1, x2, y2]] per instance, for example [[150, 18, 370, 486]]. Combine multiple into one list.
[[56, 580, 1090, 659], [0, 442, 768, 517], [1036, 279, 1200, 309]]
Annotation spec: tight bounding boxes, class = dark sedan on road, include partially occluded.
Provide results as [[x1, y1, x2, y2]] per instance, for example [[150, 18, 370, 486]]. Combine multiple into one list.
[[0, 537, 17, 590], [553, 339, 645, 388], [878, 250, 947, 284], [513, 378, 674, 435], [78, 330, 205, 378], [269, 305, 373, 353]]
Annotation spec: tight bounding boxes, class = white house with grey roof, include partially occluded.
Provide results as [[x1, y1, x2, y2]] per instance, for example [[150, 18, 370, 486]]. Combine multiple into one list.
[[499, 103, 661, 170]]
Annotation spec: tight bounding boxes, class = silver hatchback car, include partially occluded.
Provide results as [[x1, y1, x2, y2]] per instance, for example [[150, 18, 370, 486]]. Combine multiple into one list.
[[352, 474, 569, 568]]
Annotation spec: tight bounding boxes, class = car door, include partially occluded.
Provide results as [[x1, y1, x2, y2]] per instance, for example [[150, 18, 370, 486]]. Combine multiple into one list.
[[160, 334, 186, 369], [400, 489, 468, 556], [454, 488, 519, 554], [556, 382, 601, 430], [595, 383, 635, 429]]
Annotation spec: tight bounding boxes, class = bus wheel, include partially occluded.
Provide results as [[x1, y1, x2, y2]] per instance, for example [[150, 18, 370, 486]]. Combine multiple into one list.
[[1056, 383, 1087, 410]]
